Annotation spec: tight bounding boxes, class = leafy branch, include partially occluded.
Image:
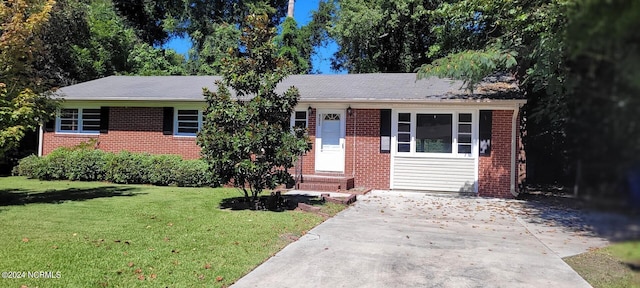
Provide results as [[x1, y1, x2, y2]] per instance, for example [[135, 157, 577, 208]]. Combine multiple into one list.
[[416, 47, 518, 92]]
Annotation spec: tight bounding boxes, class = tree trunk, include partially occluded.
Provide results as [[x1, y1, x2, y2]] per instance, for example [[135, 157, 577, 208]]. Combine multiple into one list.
[[242, 187, 250, 202], [287, 0, 295, 18]]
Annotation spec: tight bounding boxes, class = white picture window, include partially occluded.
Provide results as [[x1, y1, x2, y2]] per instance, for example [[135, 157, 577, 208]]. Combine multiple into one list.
[[395, 111, 475, 155], [416, 114, 452, 153], [57, 108, 100, 133], [175, 109, 201, 136]]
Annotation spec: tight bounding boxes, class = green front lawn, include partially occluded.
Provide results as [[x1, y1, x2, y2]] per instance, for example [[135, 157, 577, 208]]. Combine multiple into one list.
[[0, 177, 336, 287], [565, 241, 640, 288]]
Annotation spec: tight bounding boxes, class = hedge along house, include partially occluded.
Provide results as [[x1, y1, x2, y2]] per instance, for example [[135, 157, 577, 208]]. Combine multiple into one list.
[[40, 74, 526, 198]]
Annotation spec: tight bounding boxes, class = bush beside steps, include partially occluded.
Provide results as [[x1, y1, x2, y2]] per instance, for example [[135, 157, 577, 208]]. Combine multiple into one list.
[[12, 147, 217, 187]]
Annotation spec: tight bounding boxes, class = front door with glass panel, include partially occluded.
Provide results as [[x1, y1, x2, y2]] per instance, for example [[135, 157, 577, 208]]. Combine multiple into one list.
[[315, 110, 345, 172]]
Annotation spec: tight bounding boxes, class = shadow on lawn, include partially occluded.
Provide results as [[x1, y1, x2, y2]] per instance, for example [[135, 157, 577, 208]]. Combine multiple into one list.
[[0, 186, 142, 206], [220, 193, 325, 212], [627, 262, 640, 272]]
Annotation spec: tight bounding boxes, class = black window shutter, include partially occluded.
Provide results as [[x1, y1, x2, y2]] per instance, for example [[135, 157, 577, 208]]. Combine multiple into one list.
[[100, 106, 110, 134], [44, 119, 55, 132], [380, 109, 391, 153], [163, 107, 174, 135], [479, 110, 492, 156]]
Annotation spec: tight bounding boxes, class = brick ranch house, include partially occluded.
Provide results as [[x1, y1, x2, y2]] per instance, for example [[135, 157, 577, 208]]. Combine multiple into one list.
[[40, 74, 526, 198]]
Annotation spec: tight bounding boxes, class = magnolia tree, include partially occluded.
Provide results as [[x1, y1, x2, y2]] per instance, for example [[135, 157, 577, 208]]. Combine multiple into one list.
[[197, 13, 310, 203]]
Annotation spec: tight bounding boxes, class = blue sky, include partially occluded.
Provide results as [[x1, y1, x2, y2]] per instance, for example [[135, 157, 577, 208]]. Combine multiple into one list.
[[163, 0, 340, 74]]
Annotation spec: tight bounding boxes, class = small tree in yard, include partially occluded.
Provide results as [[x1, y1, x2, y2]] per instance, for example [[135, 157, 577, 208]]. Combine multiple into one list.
[[197, 13, 310, 204], [1, 0, 58, 156]]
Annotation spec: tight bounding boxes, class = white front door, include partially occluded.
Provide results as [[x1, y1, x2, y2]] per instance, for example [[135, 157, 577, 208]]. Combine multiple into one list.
[[315, 110, 345, 172]]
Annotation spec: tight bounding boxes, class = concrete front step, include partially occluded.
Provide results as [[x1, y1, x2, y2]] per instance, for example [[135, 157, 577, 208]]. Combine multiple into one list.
[[298, 182, 341, 191]]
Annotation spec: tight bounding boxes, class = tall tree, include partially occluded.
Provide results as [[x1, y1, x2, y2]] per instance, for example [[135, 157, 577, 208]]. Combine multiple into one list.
[[177, 0, 289, 50], [415, 0, 640, 196], [197, 13, 310, 203], [176, 0, 291, 75], [127, 43, 186, 76], [277, 17, 312, 74], [71, 0, 137, 79], [563, 0, 640, 195], [0, 0, 58, 155], [34, 0, 187, 85], [186, 23, 241, 75], [416, 0, 574, 185], [111, 0, 182, 46], [306, 0, 336, 48], [326, 0, 438, 73], [34, 0, 91, 87]]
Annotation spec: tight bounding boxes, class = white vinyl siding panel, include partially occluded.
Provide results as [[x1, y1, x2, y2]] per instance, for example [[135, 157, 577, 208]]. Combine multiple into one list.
[[392, 156, 475, 192]]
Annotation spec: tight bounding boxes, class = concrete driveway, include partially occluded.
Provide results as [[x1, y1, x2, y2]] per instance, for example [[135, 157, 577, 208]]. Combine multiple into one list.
[[232, 190, 640, 288]]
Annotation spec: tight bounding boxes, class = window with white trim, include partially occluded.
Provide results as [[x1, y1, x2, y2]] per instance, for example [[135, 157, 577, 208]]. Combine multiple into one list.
[[57, 108, 101, 133], [397, 113, 411, 152], [290, 110, 308, 129], [396, 112, 475, 155], [175, 109, 202, 136], [457, 113, 473, 154]]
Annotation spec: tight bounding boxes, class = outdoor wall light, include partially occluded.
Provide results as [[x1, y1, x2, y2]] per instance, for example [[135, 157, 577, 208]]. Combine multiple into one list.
[[347, 106, 353, 116], [308, 106, 313, 114]]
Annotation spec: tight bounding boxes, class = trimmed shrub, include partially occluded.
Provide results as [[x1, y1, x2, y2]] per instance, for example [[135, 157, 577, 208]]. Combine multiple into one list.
[[13, 148, 216, 187], [39, 148, 73, 180], [146, 154, 182, 186], [67, 149, 107, 181], [174, 160, 217, 187], [104, 151, 150, 184], [11, 155, 43, 178]]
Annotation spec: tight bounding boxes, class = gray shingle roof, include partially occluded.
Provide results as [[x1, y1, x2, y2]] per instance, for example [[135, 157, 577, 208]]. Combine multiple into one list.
[[57, 73, 524, 102]]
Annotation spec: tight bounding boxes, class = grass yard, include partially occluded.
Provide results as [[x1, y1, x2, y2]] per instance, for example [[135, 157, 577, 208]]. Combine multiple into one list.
[[0, 177, 343, 287], [565, 241, 640, 288]]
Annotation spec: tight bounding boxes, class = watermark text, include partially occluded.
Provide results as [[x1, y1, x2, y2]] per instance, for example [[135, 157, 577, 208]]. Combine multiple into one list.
[[2, 271, 61, 279]]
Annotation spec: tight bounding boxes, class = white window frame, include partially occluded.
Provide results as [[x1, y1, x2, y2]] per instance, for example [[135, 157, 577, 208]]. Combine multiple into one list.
[[457, 113, 473, 154], [392, 109, 478, 158], [174, 109, 203, 137], [397, 112, 412, 153], [290, 110, 308, 129], [55, 107, 101, 134]]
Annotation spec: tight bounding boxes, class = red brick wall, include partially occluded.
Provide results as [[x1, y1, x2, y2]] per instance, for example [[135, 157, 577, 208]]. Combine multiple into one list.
[[297, 108, 316, 175], [293, 108, 390, 189], [345, 109, 390, 189], [42, 107, 201, 159], [43, 106, 518, 196], [478, 110, 514, 198]]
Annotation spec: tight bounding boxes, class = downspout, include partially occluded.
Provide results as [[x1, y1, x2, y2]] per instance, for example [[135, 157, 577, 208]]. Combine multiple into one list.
[[510, 105, 520, 197], [37, 123, 44, 157]]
